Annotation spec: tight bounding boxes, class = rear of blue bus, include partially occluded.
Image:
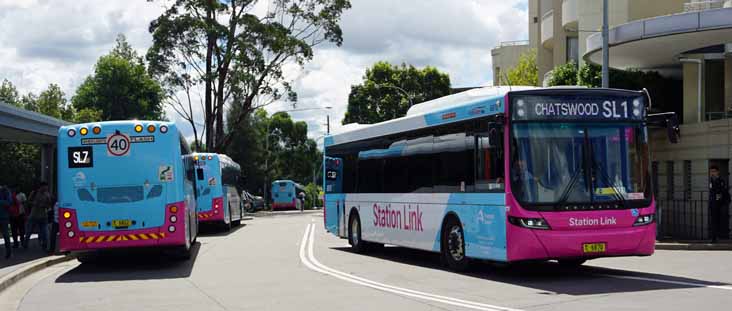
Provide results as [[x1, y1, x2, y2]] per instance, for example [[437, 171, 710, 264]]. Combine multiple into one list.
[[57, 121, 193, 252], [271, 181, 297, 210], [193, 153, 226, 223]]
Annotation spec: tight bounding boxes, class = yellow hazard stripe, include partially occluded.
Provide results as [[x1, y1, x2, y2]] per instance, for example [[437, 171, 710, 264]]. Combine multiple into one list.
[[128, 234, 138, 241], [139, 233, 149, 240], [149, 233, 159, 239], [85, 236, 95, 243], [106, 235, 116, 242], [95, 236, 106, 243]]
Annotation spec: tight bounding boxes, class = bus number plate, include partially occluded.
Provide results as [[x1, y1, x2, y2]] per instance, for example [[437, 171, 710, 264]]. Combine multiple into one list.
[[112, 220, 132, 228], [68, 147, 93, 168], [582, 243, 606, 253]]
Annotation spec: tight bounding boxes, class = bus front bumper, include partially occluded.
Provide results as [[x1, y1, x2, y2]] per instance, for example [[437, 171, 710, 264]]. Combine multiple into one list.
[[507, 223, 656, 261]]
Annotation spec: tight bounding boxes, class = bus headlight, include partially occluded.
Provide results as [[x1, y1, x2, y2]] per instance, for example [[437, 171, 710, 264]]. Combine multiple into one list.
[[168, 225, 176, 232], [65, 221, 72, 228], [509, 216, 551, 230], [67, 231, 75, 238], [634, 214, 654, 226]]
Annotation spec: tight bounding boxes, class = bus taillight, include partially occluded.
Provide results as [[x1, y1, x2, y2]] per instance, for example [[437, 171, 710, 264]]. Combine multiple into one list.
[[160, 125, 168, 133], [93, 126, 101, 134], [67, 129, 76, 137]]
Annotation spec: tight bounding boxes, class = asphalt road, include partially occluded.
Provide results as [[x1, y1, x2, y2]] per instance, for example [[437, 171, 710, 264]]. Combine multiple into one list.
[[4, 211, 732, 311]]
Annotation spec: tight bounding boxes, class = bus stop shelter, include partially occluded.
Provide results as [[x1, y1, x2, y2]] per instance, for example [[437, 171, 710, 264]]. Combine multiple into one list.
[[0, 100, 70, 192]]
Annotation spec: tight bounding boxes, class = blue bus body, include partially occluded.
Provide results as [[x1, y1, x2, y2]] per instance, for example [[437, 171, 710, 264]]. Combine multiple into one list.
[[193, 153, 243, 228], [271, 180, 305, 210], [57, 121, 197, 254]]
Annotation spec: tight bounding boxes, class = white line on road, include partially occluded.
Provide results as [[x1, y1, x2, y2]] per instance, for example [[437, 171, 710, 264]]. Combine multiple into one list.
[[595, 273, 732, 291], [299, 223, 523, 311]]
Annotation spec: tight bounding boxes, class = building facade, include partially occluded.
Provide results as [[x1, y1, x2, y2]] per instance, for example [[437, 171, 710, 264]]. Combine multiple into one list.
[[490, 40, 531, 86], [521, 0, 732, 239]]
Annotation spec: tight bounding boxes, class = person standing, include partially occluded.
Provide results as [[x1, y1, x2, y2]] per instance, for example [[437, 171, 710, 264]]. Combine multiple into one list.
[[13, 188, 27, 248], [8, 185, 25, 248], [48, 201, 59, 254], [24, 182, 51, 251], [709, 166, 730, 243], [0, 185, 13, 259]]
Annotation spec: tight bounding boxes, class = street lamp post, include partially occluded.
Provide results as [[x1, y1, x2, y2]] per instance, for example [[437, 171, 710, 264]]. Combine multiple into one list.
[[263, 106, 332, 210], [375, 84, 414, 107]]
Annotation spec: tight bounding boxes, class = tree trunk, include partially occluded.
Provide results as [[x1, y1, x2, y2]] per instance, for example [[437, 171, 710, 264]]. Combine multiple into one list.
[[204, 0, 215, 152]]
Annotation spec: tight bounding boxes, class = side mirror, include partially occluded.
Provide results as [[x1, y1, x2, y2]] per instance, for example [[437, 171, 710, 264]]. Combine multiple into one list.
[[648, 112, 680, 144], [488, 123, 503, 147]]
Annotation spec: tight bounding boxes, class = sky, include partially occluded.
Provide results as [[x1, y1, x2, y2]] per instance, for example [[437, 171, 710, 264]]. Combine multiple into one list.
[[0, 0, 529, 144]]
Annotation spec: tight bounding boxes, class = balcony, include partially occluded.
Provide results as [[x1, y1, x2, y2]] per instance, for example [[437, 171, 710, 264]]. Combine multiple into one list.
[[683, 0, 731, 12], [562, 0, 578, 31], [541, 10, 554, 49]]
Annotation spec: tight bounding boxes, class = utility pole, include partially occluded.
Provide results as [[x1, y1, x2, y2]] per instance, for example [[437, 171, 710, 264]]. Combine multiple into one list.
[[326, 115, 330, 134], [602, 0, 609, 88]]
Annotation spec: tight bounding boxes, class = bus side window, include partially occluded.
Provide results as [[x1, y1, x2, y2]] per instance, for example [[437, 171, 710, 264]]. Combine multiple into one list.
[[196, 168, 204, 181]]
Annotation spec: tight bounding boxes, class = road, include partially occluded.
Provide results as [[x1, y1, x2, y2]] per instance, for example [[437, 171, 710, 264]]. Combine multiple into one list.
[[3, 211, 732, 311]]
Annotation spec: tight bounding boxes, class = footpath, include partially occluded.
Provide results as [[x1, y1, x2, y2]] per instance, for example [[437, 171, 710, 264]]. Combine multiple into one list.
[[0, 236, 74, 293]]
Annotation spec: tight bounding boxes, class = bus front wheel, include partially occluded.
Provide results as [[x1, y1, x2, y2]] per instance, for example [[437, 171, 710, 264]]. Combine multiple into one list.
[[441, 216, 470, 272], [348, 212, 367, 253]]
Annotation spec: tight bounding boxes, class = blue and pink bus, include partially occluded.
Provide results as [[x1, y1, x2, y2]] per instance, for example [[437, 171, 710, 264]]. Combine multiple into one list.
[[57, 121, 198, 259], [271, 180, 305, 210], [324, 86, 679, 270], [193, 153, 244, 230]]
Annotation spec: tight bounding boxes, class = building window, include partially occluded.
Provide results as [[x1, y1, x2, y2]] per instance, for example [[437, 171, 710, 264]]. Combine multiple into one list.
[[566, 37, 579, 65], [666, 161, 675, 200], [683, 160, 691, 200]]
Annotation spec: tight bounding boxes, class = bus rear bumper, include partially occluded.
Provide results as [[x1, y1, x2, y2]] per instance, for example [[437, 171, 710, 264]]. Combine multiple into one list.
[[58, 205, 188, 252], [507, 223, 656, 261]]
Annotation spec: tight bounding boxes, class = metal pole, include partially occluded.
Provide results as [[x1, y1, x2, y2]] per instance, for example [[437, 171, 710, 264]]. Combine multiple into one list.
[[263, 121, 270, 210], [326, 115, 330, 134], [602, 0, 609, 88]]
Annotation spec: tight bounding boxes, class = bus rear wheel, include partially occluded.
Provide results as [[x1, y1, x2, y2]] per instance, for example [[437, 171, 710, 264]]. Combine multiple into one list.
[[441, 216, 470, 272], [348, 212, 367, 253]]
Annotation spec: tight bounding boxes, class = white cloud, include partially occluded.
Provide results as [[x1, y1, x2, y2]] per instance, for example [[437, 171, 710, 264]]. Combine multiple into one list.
[[0, 0, 528, 145]]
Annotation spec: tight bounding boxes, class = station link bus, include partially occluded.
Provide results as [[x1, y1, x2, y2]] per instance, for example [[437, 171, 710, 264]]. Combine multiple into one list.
[[193, 153, 243, 230], [57, 121, 198, 259], [271, 180, 305, 210], [324, 87, 679, 270]]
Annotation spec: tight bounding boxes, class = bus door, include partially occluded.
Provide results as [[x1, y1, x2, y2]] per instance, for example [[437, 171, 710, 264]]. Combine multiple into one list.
[[324, 157, 343, 234]]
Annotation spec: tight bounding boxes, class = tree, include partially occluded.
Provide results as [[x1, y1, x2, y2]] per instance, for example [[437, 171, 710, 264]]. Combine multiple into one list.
[[503, 49, 538, 86], [147, 0, 351, 152], [0, 79, 19, 105], [37, 84, 74, 121], [226, 108, 321, 196], [547, 61, 578, 86], [73, 35, 164, 121], [342, 61, 451, 124]]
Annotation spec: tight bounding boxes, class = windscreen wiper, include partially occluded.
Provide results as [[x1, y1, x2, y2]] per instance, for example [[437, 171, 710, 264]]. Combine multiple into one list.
[[587, 143, 628, 208], [555, 163, 583, 209]]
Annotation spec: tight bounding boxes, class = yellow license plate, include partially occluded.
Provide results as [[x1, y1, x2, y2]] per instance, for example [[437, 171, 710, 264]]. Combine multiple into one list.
[[583, 243, 606, 253], [81, 221, 98, 228], [112, 220, 132, 228]]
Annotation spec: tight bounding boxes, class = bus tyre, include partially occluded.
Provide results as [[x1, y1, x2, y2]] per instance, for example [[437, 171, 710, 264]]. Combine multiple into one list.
[[348, 212, 367, 253], [558, 259, 586, 268], [441, 217, 470, 272]]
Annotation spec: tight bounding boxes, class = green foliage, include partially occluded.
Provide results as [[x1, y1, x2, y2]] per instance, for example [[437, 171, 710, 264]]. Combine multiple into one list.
[[73, 35, 164, 121], [37, 84, 73, 120], [0, 79, 20, 106], [504, 49, 538, 86], [0, 143, 40, 194], [226, 108, 322, 197], [147, 0, 351, 152], [303, 183, 323, 210], [547, 61, 578, 86], [343, 61, 451, 124], [578, 63, 602, 87], [74, 108, 103, 123]]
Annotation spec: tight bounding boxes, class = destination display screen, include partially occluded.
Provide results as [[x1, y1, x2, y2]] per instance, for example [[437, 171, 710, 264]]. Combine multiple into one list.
[[511, 94, 646, 122]]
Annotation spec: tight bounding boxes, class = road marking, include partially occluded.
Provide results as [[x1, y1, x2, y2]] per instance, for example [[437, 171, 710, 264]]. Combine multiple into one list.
[[595, 273, 732, 291], [299, 224, 522, 311]]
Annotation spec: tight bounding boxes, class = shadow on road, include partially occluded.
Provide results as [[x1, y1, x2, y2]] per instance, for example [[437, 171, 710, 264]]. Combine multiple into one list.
[[54, 242, 201, 283], [331, 246, 731, 296], [197, 222, 246, 237]]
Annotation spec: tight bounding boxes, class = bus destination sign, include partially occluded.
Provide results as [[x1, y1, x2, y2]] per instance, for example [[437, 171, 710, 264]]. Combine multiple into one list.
[[512, 95, 645, 121]]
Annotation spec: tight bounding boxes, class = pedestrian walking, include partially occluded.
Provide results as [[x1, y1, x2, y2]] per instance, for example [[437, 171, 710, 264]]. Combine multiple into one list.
[[24, 182, 51, 251], [0, 185, 13, 259], [12, 188, 27, 248], [709, 166, 731, 243]]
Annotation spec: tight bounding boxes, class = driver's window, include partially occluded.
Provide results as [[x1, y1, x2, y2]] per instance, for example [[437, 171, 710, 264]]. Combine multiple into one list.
[[475, 128, 504, 192]]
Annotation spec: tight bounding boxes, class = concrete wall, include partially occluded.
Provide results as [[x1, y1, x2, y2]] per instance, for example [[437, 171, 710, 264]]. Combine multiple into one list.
[[628, 0, 685, 21], [491, 44, 531, 86], [683, 60, 705, 124]]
